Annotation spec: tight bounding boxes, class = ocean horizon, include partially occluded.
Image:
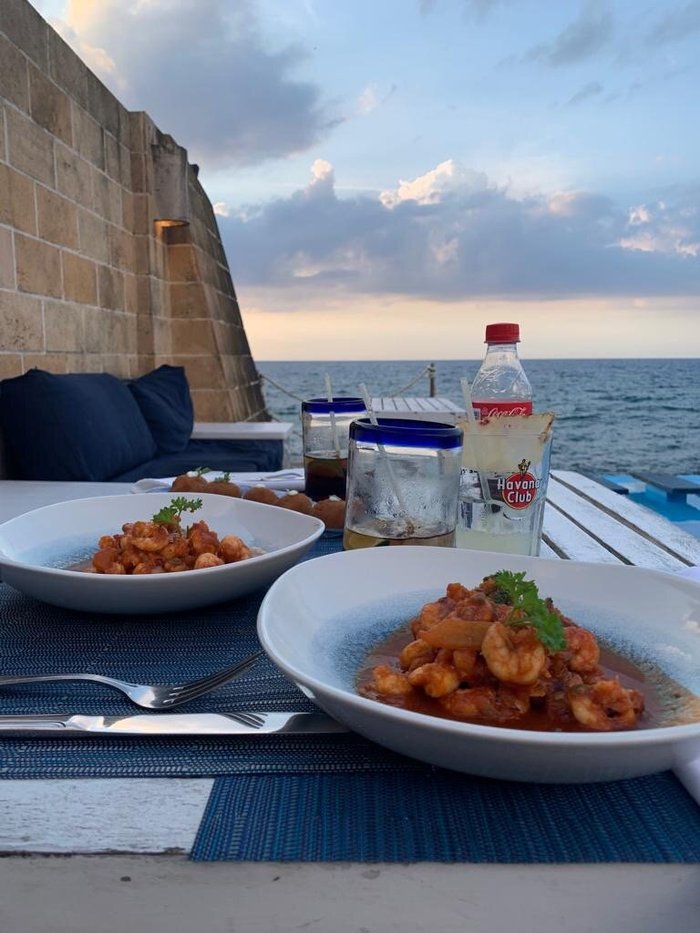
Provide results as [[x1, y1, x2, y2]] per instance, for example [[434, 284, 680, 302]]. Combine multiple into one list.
[[257, 357, 700, 474]]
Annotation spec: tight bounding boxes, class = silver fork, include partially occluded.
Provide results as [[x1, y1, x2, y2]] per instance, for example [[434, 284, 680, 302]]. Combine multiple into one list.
[[0, 651, 265, 710]]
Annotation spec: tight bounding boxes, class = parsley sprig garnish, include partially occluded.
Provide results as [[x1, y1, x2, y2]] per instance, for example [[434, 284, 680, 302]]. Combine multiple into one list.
[[152, 497, 203, 525], [491, 570, 566, 652]]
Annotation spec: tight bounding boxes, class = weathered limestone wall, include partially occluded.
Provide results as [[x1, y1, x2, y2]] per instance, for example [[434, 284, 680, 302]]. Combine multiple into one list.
[[0, 0, 268, 422]]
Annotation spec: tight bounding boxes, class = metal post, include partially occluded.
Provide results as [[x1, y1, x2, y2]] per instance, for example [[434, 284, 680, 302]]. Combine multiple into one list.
[[428, 362, 436, 397]]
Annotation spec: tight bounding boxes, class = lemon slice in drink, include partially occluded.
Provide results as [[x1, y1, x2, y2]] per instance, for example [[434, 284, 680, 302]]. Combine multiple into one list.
[[456, 412, 555, 473]]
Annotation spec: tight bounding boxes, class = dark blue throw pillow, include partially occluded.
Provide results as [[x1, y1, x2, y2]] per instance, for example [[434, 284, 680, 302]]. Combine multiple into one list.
[[0, 369, 157, 481], [128, 365, 194, 453]]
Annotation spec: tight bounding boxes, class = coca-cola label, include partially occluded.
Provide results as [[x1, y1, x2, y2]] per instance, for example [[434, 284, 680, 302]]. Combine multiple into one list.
[[497, 459, 540, 510], [473, 400, 533, 419]]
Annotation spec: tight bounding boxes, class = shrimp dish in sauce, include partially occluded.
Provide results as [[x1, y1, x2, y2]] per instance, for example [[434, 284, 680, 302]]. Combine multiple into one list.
[[358, 571, 648, 733], [84, 497, 259, 575]]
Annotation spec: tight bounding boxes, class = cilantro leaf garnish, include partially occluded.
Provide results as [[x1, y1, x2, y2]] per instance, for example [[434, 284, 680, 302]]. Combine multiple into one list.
[[152, 497, 203, 525], [491, 570, 566, 652], [193, 466, 211, 476], [212, 472, 231, 483]]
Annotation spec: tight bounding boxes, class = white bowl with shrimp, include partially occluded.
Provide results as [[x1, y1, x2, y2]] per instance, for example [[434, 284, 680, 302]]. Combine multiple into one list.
[[0, 493, 324, 615], [258, 546, 700, 783]]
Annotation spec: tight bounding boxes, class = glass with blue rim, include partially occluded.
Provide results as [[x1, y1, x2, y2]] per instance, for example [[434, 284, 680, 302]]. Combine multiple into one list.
[[301, 396, 366, 500], [343, 417, 464, 549]]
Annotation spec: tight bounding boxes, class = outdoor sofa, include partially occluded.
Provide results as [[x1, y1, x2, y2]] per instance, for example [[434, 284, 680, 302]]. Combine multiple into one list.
[[0, 365, 284, 482]]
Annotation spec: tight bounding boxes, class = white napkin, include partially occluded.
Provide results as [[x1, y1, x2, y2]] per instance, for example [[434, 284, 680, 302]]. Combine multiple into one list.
[[673, 565, 700, 804], [131, 469, 306, 494]]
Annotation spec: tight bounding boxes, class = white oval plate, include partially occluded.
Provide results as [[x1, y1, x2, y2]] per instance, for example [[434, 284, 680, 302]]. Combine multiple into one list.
[[258, 546, 700, 783], [0, 493, 324, 615]]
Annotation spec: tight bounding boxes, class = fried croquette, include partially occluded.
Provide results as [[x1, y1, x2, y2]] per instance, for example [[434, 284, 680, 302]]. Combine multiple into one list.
[[312, 496, 346, 529], [277, 491, 314, 514], [243, 485, 280, 506]]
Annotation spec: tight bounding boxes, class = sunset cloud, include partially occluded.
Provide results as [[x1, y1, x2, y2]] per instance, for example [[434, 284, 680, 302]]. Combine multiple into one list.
[[221, 160, 700, 301], [31, 0, 699, 358]]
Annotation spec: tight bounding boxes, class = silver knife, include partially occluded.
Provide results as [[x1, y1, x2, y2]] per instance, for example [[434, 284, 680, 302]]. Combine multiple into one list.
[[0, 711, 349, 736]]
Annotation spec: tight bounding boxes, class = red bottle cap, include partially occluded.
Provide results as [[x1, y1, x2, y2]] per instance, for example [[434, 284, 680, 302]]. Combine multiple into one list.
[[485, 322, 520, 343]]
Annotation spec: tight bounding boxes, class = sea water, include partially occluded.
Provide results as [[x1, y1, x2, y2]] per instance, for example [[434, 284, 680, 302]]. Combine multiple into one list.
[[258, 358, 700, 475]]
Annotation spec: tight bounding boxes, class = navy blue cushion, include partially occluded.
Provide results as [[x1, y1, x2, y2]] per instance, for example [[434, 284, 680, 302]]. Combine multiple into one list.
[[128, 365, 194, 453], [0, 369, 157, 481], [111, 439, 284, 481]]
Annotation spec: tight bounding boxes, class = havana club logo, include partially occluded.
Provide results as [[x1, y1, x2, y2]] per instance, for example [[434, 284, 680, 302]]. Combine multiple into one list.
[[497, 458, 540, 510]]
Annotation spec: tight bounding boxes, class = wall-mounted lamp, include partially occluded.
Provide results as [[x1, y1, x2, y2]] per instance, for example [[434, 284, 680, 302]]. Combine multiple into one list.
[[154, 219, 188, 229], [152, 133, 191, 229]]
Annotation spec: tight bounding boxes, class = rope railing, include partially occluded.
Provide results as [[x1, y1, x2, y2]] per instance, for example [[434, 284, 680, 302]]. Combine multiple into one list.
[[257, 364, 439, 465], [257, 372, 306, 403], [385, 364, 433, 397], [257, 363, 437, 405]]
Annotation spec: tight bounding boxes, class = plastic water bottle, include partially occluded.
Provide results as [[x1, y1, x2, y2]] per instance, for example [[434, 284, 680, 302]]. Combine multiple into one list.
[[470, 322, 533, 419]]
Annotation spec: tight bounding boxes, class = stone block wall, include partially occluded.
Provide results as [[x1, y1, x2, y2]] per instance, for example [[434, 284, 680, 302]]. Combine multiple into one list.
[[0, 0, 268, 422]]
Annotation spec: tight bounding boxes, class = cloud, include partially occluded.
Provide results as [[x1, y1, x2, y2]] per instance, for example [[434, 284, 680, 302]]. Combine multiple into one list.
[[566, 80, 604, 106], [355, 83, 397, 116], [379, 159, 488, 207], [421, 0, 511, 20], [648, 0, 700, 47], [219, 159, 700, 302], [619, 199, 700, 257], [524, 1, 614, 67], [53, 0, 337, 167]]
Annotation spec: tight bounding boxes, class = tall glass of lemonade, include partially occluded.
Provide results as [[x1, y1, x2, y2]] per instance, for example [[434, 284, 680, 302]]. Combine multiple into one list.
[[456, 413, 555, 556]]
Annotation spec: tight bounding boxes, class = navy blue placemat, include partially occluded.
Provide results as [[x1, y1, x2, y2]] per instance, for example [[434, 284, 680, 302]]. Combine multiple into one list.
[[1, 534, 699, 863], [192, 770, 700, 862]]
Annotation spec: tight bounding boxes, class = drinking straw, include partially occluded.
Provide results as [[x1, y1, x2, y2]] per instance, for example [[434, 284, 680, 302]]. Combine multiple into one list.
[[324, 373, 341, 457], [358, 383, 409, 516], [460, 377, 491, 504]]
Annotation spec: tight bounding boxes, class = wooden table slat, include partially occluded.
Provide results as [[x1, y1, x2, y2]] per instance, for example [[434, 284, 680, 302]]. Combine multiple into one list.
[[542, 505, 625, 564], [546, 477, 689, 571], [371, 397, 464, 423], [551, 470, 700, 565], [537, 539, 558, 560]]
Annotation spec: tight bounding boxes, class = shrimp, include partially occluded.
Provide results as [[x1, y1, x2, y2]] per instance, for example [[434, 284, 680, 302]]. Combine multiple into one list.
[[188, 521, 220, 556], [407, 661, 461, 698], [368, 664, 414, 696], [92, 547, 126, 574], [117, 544, 146, 572], [410, 598, 451, 638], [399, 638, 436, 672], [453, 591, 496, 622], [561, 626, 600, 674], [193, 553, 225, 570], [567, 680, 644, 731], [219, 534, 252, 563], [130, 521, 169, 553], [163, 558, 189, 573], [133, 560, 165, 575], [440, 686, 530, 723], [445, 582, 472, 603], [161, 536, 189, 561], [481, 621, 546, 686], [452, 648, 480, 679]]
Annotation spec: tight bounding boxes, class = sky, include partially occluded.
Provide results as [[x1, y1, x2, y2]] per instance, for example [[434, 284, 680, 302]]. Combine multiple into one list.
[[31, 0, 700, 360]]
